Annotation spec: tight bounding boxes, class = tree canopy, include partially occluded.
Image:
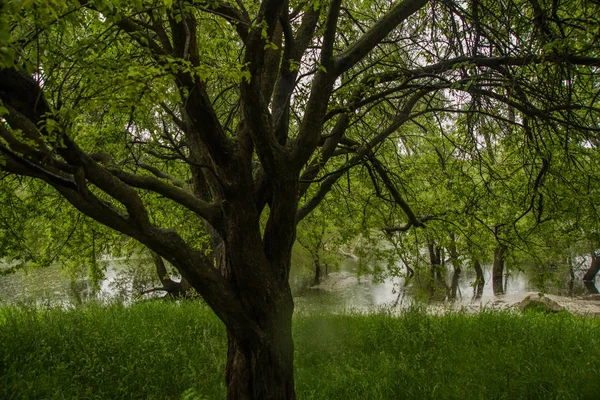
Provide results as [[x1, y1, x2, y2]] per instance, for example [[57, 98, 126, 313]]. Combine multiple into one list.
[[1, 0, 599, 398]]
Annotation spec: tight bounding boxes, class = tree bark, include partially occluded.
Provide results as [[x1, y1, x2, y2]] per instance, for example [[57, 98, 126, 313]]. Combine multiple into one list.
[[225, 295, 295, 400], [216, 186, 299, 399], [493, 246, 505, 295]]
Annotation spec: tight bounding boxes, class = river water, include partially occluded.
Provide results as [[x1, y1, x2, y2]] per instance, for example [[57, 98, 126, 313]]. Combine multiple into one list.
[[0, 256, 595, 311]]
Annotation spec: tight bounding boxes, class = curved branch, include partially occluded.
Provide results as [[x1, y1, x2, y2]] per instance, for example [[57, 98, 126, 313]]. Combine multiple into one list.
[[372, 54, 600, 84], [108, 167, 223, 229], [297, 89, 429, 222], [298, 113, 350, 197], [115, 10, 234, 168], [335, 0, 430, 75], [383, 214, 436, 233], [369, 157, 422, 227], [202, 1, 250, 42]]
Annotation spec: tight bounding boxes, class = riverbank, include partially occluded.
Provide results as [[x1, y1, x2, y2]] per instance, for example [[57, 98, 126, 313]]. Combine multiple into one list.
[[1, 301, 599, 399]]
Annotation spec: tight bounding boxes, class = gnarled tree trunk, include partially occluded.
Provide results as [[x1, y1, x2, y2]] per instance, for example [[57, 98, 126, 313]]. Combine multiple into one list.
[[225, 295, 295, 400], [212, 180, 299, 399]]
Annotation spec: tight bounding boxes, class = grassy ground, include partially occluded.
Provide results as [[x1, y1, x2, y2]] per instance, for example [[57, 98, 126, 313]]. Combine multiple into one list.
[[1, 301, 599, 399]]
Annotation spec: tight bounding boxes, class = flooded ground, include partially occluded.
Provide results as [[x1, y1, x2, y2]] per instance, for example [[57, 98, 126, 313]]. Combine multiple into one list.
[[1, 256, 600, 315], [0, 257, 156, 306], [294, 259, 600, 316]]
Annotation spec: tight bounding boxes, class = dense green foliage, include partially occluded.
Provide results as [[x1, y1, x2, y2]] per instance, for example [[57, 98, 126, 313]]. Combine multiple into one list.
[[2, 301, 599, 399]]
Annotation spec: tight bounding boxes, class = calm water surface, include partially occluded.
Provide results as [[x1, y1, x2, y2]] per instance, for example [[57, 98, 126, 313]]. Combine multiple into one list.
[[0, 257, 593, 310]]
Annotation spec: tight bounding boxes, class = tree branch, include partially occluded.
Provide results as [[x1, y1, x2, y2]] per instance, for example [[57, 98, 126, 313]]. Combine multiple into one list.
[[297, 89, 429, 222], [298, 113, 350, 198], [335, 0, 429, 75], [382, 214, 436, 233], [108, 167, 223, 229], [290, 0, 344, 168]]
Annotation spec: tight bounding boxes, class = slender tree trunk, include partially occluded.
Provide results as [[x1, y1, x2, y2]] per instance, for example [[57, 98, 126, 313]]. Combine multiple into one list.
[[493, 246, 505, 295], [450, 267, 461, 300], [398, 254, 414, 286], [583, 252, 600, 294], [427, 240, 438, 297], [448, 234, 461, 300], [568, 264, 575, 296], [427, 239, 448, 299], [473, 259, 485, 299], [313, 258, 322, 286]]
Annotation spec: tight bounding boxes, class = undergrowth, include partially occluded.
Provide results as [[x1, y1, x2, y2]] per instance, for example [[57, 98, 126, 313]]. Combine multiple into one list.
[[1, 301, 599, 399]]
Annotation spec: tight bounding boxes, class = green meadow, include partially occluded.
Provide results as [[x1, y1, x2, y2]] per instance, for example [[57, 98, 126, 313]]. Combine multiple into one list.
[[1, 301, 599, 399]]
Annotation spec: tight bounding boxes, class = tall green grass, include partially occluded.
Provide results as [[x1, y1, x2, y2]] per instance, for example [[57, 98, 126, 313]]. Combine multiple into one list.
[[1, 301, 599, 399], [0, 301, 226, 399]]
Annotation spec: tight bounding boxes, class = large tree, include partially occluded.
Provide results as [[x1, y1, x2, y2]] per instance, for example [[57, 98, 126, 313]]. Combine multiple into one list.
[[0, 0, 598, 398]]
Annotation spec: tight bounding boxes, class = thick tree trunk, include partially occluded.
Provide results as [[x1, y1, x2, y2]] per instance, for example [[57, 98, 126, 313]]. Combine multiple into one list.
[[216, 187, 299, 399], [225, 293, 295, 400], [493, 246, 505, 295], [473, 259, 485, 299]]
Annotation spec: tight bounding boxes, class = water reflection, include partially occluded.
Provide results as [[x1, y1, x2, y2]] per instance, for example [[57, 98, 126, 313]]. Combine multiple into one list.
[[0, 264, 75, 305], [0, 257, 597, 310], [294, 259, 595, 313], [0, 258, 163, 306]]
